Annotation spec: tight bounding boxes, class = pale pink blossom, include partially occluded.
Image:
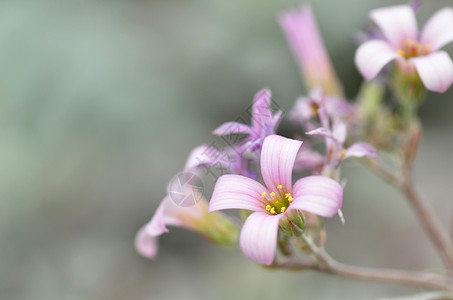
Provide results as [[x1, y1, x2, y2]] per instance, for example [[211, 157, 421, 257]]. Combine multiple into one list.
[[355, 5, 453, 93], [307, 117, 377, 170], [135, 196, 206, 259], [213, 88, 282, 153], [135, 147, 238, 259], [290, 87, 355, 132], [208, 135, 343, 265]]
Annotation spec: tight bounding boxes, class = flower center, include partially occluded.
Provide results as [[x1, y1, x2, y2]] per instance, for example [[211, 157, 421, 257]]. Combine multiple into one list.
[[310, 102, 320, 118], [397, 39, 432, 59], [261, 184, 293, 215]]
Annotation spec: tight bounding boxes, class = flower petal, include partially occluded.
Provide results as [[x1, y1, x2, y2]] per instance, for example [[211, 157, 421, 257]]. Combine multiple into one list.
[[251, 89, 273, 135], [326, 96, 355, 118], [345, 142, 378, 159], [184, 145, 223, 171], [145, 200, 170, 236], [421, 8, 453, 51], [208, 174, 267, 213], [278, 5, 343, 95], [291, 176, 343, 218], [261, 135, 302, 194], [135, 225, 159, 259], [355, 40, 398, 80], [239, 211, 281, 265], [411, 51, 453, 93], [332, 119, 347, 145], [305, 127, 331, 137], [290, 97, 313, 123], [213, 122, 253, 136], [370, 5, 417, 48], [293, 144, 324, 172]]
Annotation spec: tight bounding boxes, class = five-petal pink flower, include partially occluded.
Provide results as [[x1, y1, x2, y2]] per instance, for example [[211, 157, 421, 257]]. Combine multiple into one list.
[[208, 135, 343, 265], [355, 5, 453, 93]]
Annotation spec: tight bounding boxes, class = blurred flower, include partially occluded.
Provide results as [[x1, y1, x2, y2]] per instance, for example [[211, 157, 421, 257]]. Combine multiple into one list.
[[213, 88, 282, 153], [355, 5, 453, 93], [135, 196, 238, 259], [213, 88, 282, 178], [290, 86, 355, 131], [279, 5, 343, 96], [184, 144, 226, 172], [409, 0, 423, 13], [135, 146, 239, 259], [208, 135, 343, 265], [307, 114, 377, 177], [292, 140, 324, 173]]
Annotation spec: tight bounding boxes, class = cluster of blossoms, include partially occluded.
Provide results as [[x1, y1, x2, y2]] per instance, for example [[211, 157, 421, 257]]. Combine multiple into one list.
[[136, 2, 453, 292]]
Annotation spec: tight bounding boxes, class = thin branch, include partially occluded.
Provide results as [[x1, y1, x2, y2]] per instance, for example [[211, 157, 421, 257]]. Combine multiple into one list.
[[400, 179, 453, 270], [270, 258, 453, 291], [365, 161, 453, 270]]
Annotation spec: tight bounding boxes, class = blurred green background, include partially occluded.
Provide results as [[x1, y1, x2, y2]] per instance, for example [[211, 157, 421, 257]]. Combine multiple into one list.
[[1, 0, 453, 299]]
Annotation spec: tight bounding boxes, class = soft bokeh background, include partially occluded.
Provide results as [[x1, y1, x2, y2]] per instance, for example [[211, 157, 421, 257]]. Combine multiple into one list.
[[1, 0, 453, 299]]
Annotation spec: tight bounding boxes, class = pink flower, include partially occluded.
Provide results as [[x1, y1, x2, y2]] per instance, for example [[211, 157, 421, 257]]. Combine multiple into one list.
[[279, 5, 343, 96], [135, 194, 238, 259], [135, 195, 206, 259], [290, 87, 355, 132], [135, 146, 238, 259], [213, 88, 282, 153], [355, 5, 453, 93], [208, 135, 343, 265], [292, 140, 324, 173], [307, 117, 377, 171], [213, 89, 283, 178]]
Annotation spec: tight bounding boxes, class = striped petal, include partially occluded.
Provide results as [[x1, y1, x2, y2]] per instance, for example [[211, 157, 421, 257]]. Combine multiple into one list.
[[260, 135, 302, 194], [370, 5, 417, 48], [411, 51, 453, 93], [291, 176, 343, 218], [355, 40, 398, 80], [421, 8, 453, 51], [239, 212, 281, 265], [208, 174, 267, 213]]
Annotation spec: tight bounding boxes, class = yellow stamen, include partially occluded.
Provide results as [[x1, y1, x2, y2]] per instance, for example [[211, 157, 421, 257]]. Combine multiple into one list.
[[285, 193, 291, 198], [277, 185, 282, 189], [261, 192, 266, 198], [265, 205, 271, 211], [270, 207, 276, 215], [280, 207, 286, 213], [397, 49, 405, 57], [311, 103, 320, 117], [270, 192, 276, 197], [327, 146, 334, 162], [288, 196, 294, 203]]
